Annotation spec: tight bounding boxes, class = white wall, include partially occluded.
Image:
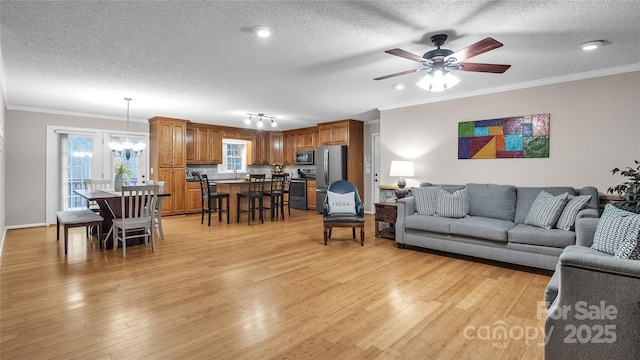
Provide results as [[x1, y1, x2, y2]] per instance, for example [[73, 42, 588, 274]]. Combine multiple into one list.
[[0, 79, 6, 258], [4, 110, 149, 226], [380, 71, 640, 193]]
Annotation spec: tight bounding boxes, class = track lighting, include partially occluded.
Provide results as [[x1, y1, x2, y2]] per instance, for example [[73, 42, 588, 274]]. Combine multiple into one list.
[[244, 112, 277, 128]]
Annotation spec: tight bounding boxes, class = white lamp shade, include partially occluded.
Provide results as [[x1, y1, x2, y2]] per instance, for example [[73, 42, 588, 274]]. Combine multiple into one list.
[[389, 161, 414, 177]]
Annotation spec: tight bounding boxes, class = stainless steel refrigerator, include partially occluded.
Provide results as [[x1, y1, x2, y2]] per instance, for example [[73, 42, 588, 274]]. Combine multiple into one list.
[[315, 145, 348, 213]]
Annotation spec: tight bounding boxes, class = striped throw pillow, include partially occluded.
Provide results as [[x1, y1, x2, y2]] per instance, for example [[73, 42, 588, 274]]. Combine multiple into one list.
[[436, 187, 469, 218], [524, 191, 569, 229], [555, 195, 592, 231], [592, 204, 640, 258], [413, 186, 440, 215]]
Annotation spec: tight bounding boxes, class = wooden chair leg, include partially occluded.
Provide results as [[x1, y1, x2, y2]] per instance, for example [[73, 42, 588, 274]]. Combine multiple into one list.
[[323, 227, 328, 245], [352, 227, 356, 239], [360, 227, 364, 246]]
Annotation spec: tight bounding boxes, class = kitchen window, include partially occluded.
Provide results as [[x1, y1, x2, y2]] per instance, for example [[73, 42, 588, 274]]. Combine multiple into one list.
[[218, 139, 247, 174]]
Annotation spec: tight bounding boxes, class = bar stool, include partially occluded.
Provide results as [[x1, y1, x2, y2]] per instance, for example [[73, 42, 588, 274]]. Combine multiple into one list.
[[200, 174, 230, 226], [236, 174, 266, 225], [263, 173, 286, 221]]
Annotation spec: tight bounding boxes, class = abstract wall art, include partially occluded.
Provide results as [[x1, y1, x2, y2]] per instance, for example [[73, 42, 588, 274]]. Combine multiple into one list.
[[458, 113, 550, 159]]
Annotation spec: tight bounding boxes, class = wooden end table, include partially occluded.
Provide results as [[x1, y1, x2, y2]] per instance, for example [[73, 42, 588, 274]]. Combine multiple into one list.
[[375, 202, 397, 240]]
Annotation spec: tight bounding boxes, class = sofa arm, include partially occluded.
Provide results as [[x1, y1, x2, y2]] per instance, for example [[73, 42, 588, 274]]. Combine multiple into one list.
[[575, 217, 599, 247], [395, 197, 414, 245], [544, 246, 640, 360], [576, 207, 598, 220]]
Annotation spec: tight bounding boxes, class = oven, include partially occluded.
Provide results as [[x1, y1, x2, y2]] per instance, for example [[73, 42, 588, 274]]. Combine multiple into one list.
[[289, 179, 308, 210]]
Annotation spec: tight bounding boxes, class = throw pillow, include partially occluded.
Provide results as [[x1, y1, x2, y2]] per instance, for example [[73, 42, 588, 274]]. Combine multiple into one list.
[[592, 204, 640, 257], [327, 191, 356, 214], [436, 187, 469, 218], [555, 195, 592, 231], [524, 191, 569, 229], [412, 186, 440, 215]]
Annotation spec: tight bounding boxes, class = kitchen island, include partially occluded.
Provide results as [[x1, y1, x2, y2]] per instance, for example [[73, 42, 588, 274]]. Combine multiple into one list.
[[215, 178, 275, 224]]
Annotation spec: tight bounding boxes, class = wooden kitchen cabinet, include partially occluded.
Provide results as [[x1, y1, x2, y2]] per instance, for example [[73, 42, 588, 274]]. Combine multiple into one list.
[[151, 117, 186, 168], [269, 132, 283, 165], [187, 181, 202, 214], [156, 167, 187, 215], [186, 124, 223, 164], [283, 131, 296, 165], [318, 122, 348, 146], [149, 117, 189, 215], [307, 180, 317, 210]]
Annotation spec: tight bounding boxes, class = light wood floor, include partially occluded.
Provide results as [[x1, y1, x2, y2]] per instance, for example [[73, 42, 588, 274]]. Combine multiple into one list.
[[1, 209, 550, 359]]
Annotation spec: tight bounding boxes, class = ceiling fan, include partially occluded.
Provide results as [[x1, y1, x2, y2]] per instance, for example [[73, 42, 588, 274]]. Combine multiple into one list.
[[374, 34, 511, 91]]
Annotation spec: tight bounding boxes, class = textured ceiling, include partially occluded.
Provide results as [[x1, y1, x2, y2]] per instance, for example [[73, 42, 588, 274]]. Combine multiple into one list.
[[1, 1, 639, 130]]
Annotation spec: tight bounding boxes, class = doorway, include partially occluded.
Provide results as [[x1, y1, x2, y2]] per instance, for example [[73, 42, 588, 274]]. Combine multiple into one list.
[[371, 133, 380, 212]]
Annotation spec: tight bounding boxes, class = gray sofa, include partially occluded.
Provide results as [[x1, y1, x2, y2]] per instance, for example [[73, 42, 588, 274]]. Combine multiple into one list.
[[395, 183, 599, 270], [544, 217, 640, 359]]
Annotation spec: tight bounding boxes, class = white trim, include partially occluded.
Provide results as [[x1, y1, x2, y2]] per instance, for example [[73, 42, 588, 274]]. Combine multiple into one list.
[[6, 223, 46, 229], [377, 63, 640, 111]]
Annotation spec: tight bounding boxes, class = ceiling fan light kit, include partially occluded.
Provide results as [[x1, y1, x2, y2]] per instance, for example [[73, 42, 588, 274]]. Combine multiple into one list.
[[375, 33, 511, 92], [580, 40, 604, 51]]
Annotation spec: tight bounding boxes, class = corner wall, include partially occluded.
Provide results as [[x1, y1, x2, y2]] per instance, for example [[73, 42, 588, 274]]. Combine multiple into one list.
[[4, 110, 149, 226], [380, 71, 640, 193]]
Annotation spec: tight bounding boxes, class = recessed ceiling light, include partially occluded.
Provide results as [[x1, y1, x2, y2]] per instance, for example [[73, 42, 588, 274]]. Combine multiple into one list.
[[580, 40, 604, 51], [252, 25, 273, 38], [393, 83, 406, 90]]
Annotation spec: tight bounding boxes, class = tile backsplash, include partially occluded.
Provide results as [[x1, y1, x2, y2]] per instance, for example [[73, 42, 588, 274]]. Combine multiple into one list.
[[186, 164, 313, 180]]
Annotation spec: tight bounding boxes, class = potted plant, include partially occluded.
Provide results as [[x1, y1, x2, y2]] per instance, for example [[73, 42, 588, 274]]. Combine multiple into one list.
[[114, 162, 132, 191], [607, 160, 640, 214]]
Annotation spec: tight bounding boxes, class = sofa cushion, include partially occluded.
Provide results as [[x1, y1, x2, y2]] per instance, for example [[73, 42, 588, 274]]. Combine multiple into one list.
[[466, 183, 517, 221], [508, 224, 576, 248], [405, 214, 454, 234], [555, 194, 592, 231], [412, 186, 440, 215], [450, 216, 515, 242], [592, 204, 640, 256], [436, 187, 469, 218], [515, 187, 576, 224], [524, 191, 569, 229]]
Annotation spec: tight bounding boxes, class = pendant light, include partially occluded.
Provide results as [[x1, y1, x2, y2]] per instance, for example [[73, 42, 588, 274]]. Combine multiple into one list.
[[108, 97, 146, 160]]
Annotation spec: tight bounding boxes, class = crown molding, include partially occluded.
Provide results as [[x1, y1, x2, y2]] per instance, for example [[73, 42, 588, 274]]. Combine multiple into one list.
[[5, 105, 147, 123], [377, 63, 640, 112]]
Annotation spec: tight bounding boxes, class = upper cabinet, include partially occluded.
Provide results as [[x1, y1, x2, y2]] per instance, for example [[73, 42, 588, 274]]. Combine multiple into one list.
[[149, 116, 187, 168], [283, 131, 296, 165], [269, 132, 283, 165], [318, 121, 349, 146], [186, 124, 223, 164]]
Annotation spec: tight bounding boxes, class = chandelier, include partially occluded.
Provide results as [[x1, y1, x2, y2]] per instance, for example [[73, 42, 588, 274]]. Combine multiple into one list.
[[244, 113, 277, 128], [108, 97, 146, 160]]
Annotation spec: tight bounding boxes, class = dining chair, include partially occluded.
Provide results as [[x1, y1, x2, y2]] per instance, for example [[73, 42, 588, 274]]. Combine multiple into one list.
[[200, 174, 230, 226], [263, 173, 286, 221], [281, 173, 291, 216], [236, 174, 266, 225], [84, 179, 112, 238], [111, 185, 158, 257], [84, 179, 112, 212]]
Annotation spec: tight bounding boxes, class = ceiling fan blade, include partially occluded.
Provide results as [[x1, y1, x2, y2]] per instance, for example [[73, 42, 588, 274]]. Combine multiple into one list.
[[374, 68, 425, 81], [385, 48, 428, 63], [445, 37, 504, 62], [456, 62, 511, 73]]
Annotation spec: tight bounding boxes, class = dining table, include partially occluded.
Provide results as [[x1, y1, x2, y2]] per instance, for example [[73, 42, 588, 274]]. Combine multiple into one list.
[[74, 188, 171, 248]]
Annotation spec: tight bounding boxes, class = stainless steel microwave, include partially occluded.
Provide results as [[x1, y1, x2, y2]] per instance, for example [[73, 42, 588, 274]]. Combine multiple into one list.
[[296, 150, 314, 165]]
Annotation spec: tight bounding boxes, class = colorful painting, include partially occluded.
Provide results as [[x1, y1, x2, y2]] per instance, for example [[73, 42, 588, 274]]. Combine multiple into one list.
[[458, 113, 550, 159]]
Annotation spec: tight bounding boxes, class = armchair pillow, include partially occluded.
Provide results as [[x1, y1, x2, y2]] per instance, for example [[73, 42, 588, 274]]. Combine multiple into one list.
[[592, 204, 640, 258], [555, 194, 592, 231], [327, 191, 356, 214], [435, 187, 469, 218], [524, 191, 569, 229]]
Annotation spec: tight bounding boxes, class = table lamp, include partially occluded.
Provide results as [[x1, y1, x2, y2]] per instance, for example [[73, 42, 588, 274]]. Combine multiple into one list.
[[389, 160, 414, 199]]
